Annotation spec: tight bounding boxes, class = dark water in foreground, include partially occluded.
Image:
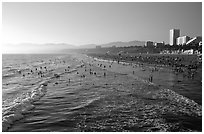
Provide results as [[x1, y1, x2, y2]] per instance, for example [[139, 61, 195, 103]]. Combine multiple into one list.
[[2, 54, 202, 132]]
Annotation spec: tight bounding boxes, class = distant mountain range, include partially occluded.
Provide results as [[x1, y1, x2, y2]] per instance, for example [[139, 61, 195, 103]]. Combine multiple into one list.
[[76, 40, 145, 49], [99, 40, 145, 48], [77, 44, 97, 49], [3, 40, 146, 53], [41, 40, 146, 51]]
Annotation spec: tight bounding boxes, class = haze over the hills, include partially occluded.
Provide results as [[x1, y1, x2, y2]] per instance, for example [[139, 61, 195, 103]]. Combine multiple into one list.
[[101, 40, 145, 48], [2, 2, 201, 53], [2, 40, 146, 53]]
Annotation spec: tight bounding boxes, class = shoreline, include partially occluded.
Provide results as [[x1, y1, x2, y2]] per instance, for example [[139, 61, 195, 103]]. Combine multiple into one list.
[[82, 53, 202, 104], [3, 53, 202, 132]]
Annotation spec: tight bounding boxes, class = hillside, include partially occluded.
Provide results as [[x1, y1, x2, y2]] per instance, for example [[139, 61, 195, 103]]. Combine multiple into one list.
[[77, 40, 146, 49], [100, 40, 145, 48]]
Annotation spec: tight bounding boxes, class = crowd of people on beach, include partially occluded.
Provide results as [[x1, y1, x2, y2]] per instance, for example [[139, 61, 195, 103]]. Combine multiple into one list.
[[90, 53, 201, 80], [130, 55, 200, 79]]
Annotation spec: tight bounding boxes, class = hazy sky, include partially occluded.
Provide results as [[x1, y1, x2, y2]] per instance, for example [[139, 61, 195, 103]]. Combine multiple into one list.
[[2, 2, 202, 46]]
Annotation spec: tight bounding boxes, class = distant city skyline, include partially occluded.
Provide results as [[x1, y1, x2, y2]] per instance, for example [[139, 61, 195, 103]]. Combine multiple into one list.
[[2, 2, 202, 53]]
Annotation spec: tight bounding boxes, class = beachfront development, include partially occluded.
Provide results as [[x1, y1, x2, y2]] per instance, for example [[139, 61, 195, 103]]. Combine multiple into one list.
[[78, 29, 202, 55]]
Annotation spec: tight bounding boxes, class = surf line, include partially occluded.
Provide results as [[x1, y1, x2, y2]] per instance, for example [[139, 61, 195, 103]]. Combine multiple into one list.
[[2, 81, 49, 132], [2, 62, 84, 131]]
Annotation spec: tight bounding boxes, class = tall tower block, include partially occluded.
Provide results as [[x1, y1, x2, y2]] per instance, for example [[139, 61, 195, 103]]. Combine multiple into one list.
[[170, 29, 180, 45]]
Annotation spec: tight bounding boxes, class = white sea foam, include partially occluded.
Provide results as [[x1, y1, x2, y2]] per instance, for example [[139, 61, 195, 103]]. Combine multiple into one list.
[[69, 96, 101, 111], [2, 81, 49, 131]]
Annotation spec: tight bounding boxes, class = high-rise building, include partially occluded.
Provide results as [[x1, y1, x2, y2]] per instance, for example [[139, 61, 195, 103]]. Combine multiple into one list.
[[170, 29, 180, 45]]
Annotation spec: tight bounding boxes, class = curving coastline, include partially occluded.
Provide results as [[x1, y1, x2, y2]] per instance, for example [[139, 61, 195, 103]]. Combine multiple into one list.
[[2, 53, 202, 132]]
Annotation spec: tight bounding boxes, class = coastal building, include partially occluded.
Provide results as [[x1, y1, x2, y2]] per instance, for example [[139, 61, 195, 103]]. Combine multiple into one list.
[[155, 42, 165, 48], [176, 36, 190, 45], [170, 29, 180, 45], [183, 49, 194, 54], [145, 41, 154, 48], [199, 41, 202, 46], [186, 36, 202, 46]]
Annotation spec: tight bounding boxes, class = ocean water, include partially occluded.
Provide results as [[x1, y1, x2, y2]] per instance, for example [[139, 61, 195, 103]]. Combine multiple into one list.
[[2, 54, 202, 132]]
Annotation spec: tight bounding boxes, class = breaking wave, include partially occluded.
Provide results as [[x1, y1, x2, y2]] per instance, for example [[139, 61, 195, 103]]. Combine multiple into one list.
[[2, 81, 49, 131]]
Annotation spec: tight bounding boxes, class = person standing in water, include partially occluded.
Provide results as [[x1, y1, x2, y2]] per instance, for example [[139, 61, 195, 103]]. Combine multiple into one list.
[[149, 71, 153, 83], [104, 72, 106, 77]]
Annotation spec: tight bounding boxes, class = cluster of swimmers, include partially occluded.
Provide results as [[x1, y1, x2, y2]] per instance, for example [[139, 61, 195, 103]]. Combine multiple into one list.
[[74, 59, 110, 81], [19, 58, 68, 78], [18, 66, 48, 78]]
